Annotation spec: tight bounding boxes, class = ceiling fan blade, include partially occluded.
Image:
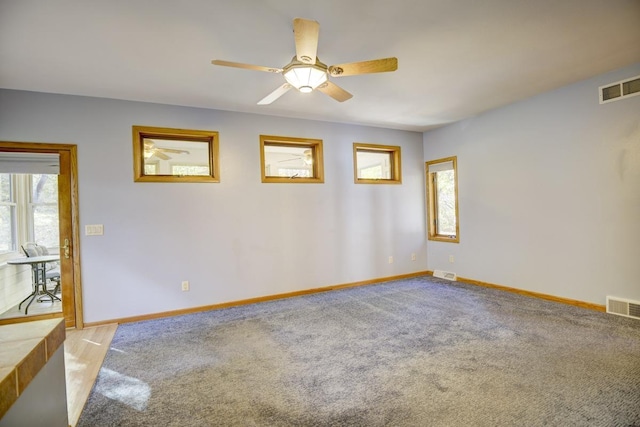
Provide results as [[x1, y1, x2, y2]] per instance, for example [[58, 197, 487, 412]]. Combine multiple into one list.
[[317, 81, 353, 102], [257, 83, 292, 105], [154, 150, 171, 160], [328, 57, 398, 77], [211, 59, 282, 74], [159, 148, 190, 155], [293, 18, 320, 64]]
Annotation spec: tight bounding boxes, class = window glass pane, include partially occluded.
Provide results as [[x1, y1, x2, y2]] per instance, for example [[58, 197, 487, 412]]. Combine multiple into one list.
[[356, 151, 391, 179], [32, 204, 59, 247], [264, 145, 313, 178], [353, 144, 401, 184], [31, 174, 59, 247], [360, 164, 383, 179], [142, 138, 211, 176], [144, 163, 157, 175], [277, 167, 311, 178], [0, 174, 15, 253], [0, 205, 15, 253], [171, 164, 210, 176], [435, 170, 456, 235], [32, 174, 58, 203], [0, 174, 11, 202]]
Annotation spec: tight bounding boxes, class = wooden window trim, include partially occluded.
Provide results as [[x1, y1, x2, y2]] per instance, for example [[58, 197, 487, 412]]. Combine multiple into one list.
[[426, 156, 459, 243], [132, 126, 219, 183], [260, 135, 324, 184]]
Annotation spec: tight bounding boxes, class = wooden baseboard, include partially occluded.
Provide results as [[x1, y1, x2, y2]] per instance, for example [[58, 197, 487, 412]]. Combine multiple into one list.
[[432, 272, 605, 312], [83, 271, 431, 328]]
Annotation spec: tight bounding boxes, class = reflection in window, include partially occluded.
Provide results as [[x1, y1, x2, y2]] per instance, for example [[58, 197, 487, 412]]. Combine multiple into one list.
[[144, 163, 157, 175], [277, 168, 311, 178], [171, 164, 210, 176], [359, 164, 383, 179], [260, 135, 324, 183]]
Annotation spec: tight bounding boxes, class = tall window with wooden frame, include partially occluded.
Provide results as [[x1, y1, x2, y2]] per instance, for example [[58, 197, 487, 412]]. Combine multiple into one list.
[[426, 156, 459, 243], [353, 143, 401, 184], [260, 135, 324, 183]]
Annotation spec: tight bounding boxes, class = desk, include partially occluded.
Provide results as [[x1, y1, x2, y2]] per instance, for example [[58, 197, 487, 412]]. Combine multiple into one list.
[[7, 255, 61, 315]]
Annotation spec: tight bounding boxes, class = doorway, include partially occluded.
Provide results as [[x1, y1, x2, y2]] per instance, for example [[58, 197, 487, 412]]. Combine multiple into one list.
[[0, 141, 83, 328]]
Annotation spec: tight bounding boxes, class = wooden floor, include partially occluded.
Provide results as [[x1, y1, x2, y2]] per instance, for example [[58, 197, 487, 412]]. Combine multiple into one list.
[[0, 298, 62, 320], [64, 323, 118, 427]]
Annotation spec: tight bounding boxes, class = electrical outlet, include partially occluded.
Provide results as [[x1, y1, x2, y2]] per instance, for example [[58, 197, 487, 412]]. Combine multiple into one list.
[[181, 281, 189, 291], [388, 256, 394, 264], [411, 253, 416, 261], [449, 255, 455, 263]]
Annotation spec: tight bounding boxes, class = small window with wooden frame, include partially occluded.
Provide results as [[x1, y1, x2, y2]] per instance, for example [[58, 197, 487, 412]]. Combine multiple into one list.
[[260, 135, 324, 183], [353, 143, 402, 184], [426, 156, 459, 243], [133, 125, 219, 183]]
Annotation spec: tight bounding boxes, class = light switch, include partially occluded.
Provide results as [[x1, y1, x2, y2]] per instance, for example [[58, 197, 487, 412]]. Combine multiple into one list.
[[85, 224, 104, 236]]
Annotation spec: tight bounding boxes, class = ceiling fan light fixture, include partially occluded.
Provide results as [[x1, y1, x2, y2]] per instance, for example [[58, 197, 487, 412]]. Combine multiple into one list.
[[283, 60, 328, 93]]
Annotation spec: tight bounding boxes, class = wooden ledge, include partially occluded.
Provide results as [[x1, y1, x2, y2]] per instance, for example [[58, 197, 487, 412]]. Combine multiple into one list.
[[0, 318, 66, 419]]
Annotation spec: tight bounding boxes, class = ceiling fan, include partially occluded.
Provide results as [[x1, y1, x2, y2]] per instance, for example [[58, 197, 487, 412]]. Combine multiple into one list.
[[278, 149, 313, 165], [211, 18, 398, 105], [143, 141, 190, 160]]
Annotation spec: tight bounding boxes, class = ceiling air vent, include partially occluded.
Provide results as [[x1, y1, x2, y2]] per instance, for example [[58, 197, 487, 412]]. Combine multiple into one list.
[[599, 75, 640, 104], [606, 296, 640, 320]]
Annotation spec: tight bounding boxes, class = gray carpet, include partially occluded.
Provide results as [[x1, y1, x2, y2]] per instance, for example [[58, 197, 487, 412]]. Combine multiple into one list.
[[78, 276, 640, 426]]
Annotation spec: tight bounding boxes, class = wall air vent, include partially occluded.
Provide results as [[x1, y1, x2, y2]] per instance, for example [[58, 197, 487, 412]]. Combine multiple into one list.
[[599, 75, 640, 104], [433, 270, 457, 281], [606, 296, 640, 320]]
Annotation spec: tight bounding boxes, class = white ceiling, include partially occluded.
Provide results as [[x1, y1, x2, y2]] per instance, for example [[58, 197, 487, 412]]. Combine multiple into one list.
[[1, 0, 639, 132]]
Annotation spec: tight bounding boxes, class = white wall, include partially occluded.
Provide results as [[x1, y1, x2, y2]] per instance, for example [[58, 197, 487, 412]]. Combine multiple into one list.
[[424, 63, 640, 305], [0, 90, 425, 323], [0, 264, 31, 314]]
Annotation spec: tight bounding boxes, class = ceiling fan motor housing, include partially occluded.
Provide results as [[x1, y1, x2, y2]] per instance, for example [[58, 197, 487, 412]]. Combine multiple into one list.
[[283, 57, 328, 92]]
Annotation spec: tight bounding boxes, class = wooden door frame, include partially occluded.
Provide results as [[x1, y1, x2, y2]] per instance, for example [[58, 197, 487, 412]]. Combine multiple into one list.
[[0, 141, 83, 328]]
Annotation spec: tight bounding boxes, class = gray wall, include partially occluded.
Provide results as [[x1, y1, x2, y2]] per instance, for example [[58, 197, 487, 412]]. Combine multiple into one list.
[[0, 90, 426, 323], [423, 63, 640, 305], [0, 345, 68, 427]]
